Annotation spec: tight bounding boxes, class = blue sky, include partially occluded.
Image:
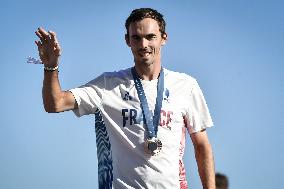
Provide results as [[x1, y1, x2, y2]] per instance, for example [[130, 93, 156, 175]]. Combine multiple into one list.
[[0, 0, 283, 188]]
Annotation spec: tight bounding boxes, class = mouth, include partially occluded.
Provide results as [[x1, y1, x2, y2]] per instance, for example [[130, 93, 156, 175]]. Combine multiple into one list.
[[138, 51, 152, 58]]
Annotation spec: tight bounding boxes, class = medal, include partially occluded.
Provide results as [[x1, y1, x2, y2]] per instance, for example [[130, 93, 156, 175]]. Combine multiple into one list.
[[131, 67, 164, 156], [144, 137, 162, 156]]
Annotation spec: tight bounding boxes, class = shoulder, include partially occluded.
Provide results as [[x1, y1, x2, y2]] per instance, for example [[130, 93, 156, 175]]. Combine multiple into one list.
[[84, 68, 132, 88], [103, 67, 132, 79], [164, 68, 198, 87], [101, 67, 132, 89]]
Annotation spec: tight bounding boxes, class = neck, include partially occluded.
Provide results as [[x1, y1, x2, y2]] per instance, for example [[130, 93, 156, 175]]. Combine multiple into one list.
[[134, 63, 161, 81]]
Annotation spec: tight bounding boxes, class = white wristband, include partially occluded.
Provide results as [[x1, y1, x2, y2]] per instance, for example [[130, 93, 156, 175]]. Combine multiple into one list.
[[44, 65, 59, 71]]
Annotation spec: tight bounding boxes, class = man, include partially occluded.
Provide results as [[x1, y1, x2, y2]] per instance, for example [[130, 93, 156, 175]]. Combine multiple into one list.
[[35, 8, 215, 189]]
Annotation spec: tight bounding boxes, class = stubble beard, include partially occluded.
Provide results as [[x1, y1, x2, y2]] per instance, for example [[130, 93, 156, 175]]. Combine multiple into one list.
[[136, 52, 155, 68], [135, 57, 154, 68], [142, 59, 154, 67]]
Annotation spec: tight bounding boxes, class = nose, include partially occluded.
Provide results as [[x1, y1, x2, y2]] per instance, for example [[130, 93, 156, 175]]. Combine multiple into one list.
[[140, 37, 148, 49]]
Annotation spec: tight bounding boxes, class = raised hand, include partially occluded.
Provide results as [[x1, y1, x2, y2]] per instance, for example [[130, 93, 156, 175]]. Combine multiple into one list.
[[35, 27, 61, 67]]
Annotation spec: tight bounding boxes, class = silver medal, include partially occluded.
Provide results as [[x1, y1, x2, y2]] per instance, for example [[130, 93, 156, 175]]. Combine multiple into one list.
[[144, 137, 162, 156]]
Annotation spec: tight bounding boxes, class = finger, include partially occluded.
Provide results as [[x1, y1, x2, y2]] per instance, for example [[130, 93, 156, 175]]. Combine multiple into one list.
[[35, 40, 42, 49], [35, 40, 41, 46], [35, 40, 42, 51], [35, 30, 44, 40], [35, 30, 47, 45], [48, 30, 61, 55], [38, 27, 51, 42], [48, 30, 59, 45], [54, 43, 62, 56], [35, 41, 44, 55]]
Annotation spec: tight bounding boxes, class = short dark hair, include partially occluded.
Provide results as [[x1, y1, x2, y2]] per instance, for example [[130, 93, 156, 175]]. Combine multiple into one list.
[[216, 173, 229, 189], [125, 8, 166, 37]]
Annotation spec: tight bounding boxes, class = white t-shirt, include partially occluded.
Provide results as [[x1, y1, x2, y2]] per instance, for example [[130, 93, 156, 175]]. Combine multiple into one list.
[[70, 68, 213, 189]]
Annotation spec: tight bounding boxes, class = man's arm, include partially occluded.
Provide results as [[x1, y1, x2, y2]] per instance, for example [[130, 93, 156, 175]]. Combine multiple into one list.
[[35, 27, 77, 113], [42, 71, 77, 113], [190, 129, 215, 189]]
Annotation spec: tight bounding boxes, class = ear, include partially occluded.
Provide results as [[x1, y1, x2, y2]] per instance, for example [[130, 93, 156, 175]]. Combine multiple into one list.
[[125, 34, 131, 47], [161, 33, 168, 46]]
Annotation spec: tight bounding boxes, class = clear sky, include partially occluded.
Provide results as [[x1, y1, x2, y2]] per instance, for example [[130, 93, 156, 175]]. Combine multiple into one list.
[[0, 0, 283, 188]]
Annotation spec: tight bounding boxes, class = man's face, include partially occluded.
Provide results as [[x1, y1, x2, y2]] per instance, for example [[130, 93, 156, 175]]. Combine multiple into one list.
[[126, 18, 167, 67]]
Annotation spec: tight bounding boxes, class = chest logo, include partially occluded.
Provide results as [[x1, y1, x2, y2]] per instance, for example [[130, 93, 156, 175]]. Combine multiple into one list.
[[163, 88, 170, 102], [123, 91, 133, 101]]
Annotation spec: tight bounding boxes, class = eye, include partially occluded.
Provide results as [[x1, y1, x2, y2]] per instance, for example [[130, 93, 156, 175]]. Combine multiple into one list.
[[131, 35, 140, 41], [146, 34, 156, 40]]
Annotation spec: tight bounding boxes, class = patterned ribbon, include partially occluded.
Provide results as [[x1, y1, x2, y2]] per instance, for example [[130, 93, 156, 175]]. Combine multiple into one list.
[[131, 67, 164, 138]]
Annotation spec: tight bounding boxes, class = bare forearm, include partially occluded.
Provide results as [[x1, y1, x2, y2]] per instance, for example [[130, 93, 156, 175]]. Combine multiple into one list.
[[195, 143, 215, 189], [42, 70, 64, 112]]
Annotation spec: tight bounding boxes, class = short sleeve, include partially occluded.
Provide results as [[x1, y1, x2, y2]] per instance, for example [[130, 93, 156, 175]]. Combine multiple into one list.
[[185, 79, 213, 134], [69, 74, 105, 117]]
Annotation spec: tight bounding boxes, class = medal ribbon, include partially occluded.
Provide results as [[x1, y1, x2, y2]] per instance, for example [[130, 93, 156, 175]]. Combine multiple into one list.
[[131, 67, 164, 138]]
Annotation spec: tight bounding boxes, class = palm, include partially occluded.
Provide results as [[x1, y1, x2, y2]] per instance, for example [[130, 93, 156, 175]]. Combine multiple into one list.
[[40, 41, 60, 64], [35, 28, 61, 66]]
